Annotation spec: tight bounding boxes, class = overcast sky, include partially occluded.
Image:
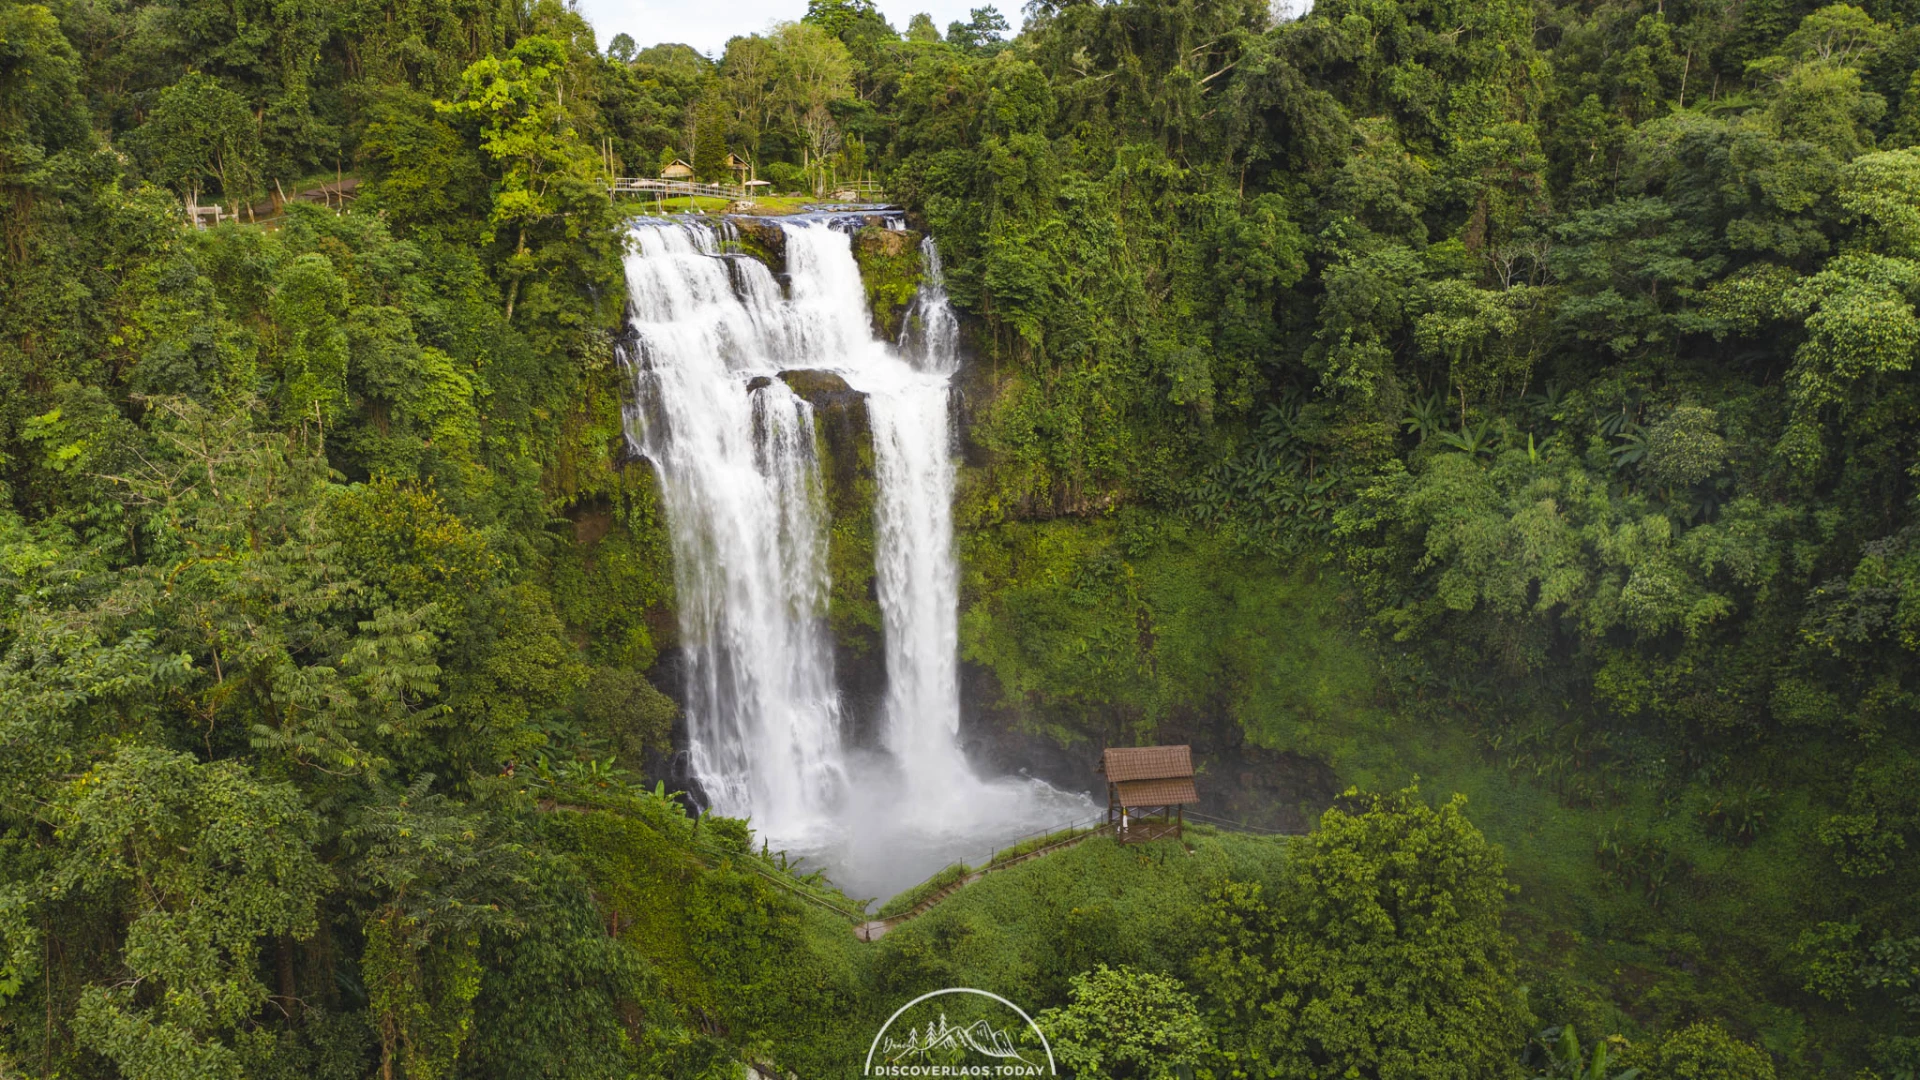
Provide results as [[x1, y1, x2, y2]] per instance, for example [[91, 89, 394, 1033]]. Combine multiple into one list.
[[570, 0, 1311, 61], [570, 0, 1013, 57]]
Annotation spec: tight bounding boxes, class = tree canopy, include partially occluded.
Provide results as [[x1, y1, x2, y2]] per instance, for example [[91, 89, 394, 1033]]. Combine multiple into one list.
[[4, 0, 1918, 1072]]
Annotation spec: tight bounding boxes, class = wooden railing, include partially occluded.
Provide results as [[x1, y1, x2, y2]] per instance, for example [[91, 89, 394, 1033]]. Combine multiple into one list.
[[609, 177, 743, 200], [609, 177, 892, 202], [825, 180, 887, 199]]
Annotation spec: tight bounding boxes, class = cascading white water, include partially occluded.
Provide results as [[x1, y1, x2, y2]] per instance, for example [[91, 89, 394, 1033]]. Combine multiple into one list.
[[624, 216, 1089, 900], [783, 229, 967, 801], [623, 223, 848, 827]]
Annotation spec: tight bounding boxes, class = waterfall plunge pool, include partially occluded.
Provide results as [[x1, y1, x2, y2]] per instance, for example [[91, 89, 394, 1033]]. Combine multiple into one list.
[[772, 750, 1097, 905]]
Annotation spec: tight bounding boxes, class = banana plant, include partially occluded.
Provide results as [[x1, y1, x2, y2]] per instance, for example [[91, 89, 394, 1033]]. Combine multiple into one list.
[[1532, 1024, 1641, 1080], [1403, 392, 1448, 443], [1437, 419, 1497, 459], [1610, 425, 1650, 471]]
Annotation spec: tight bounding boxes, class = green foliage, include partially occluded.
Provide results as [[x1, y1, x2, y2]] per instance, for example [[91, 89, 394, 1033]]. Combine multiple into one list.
[[549, 475, 676, 670], [346, 776, 530, 1076], [906, 13, 941, 43], [439, 35, 624, 325], [544, 805, 873, 1077], [1037, 964, 1215, 1080], [1643, 407, 1727, 488], [128, 73, 263, 202], [1616, 1021, 1776, 1080], [361, 919, 481, 1080], [853, 225, 926, 337], [55, 748, 325, 1079], [0, 0, 86, 159], [580, 665, 677, 762], [1196, 789, 1530, 1080], [959, 516, 1379, 749], [947, 6, 1009, 54], [1528, 1024, 1640, 1080], [873, 828, 1289, 1015]]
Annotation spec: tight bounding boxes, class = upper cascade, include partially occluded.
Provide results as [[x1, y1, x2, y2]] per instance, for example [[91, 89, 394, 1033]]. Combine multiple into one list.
[[619, 216, 1088, 898]]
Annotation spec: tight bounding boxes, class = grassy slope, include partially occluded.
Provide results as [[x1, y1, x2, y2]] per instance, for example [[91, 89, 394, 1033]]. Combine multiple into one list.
[[545, 790, 1289, 1078], [870, 829, 1290, 1009], [955, 512, 1848, 1067]]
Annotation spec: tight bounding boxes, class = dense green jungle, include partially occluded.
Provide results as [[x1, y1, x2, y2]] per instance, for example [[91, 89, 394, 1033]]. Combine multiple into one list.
[[3, 0, 1919, 1072]]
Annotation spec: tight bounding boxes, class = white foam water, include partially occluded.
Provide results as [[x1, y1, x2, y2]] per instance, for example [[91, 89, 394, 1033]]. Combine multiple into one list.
[[622, 218, 1091, 902]]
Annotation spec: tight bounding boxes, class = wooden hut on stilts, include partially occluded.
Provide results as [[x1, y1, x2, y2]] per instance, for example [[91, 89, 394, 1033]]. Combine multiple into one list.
[[1099, 746, 1197, 843]]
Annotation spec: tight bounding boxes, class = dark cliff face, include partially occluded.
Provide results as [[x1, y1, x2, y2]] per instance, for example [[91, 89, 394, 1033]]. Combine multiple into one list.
[[955, 660, 1106, 800], [954, 658, 1340, 833], [939, 294, 1344, 832], [777, 369, 887, 748]]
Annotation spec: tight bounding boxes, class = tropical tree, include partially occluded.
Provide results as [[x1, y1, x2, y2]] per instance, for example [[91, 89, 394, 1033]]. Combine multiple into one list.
[[1037, 965, 1215, 1080], [767, 22, 853, 192], [130, 72, 263, 204], [718, 33, 782, 168], [1196, 788, 1532, 1080], [1616, 1021, 1776, 1080], [438, 35, 617, 322], [947, 6, 1010, 53], [53, 748, 326, 1080]]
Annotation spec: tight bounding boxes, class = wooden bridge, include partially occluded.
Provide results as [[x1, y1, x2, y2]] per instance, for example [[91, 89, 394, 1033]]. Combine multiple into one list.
[[608, 177, 891, 203], [609, 177, 744, 200]]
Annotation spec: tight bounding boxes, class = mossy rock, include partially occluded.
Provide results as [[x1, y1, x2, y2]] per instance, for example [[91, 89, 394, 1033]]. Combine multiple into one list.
[[724, 217, 787, 275], [776, 372, 871, 516], [777, 369, 860, 407], [852, 226, 924, 340], [551, 467, 677, 669]]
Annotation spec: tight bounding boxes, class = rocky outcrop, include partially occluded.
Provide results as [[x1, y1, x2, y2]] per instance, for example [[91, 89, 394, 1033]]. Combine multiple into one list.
[[851, 226, 924, 340], [777, 369, 861, 412], [727, 218, 787, 275], [776, 369, 886, 746]]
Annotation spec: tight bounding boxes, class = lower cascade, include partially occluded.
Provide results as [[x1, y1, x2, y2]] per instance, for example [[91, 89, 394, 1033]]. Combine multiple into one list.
[[622, 215, 1088, 899]]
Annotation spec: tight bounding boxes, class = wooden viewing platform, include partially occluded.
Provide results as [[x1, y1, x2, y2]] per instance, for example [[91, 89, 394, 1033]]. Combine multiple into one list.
[[1101, 745, 1198, 843]]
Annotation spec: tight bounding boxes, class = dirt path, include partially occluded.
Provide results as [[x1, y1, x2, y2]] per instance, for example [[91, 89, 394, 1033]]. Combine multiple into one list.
[[854, 825, 1111, 941]]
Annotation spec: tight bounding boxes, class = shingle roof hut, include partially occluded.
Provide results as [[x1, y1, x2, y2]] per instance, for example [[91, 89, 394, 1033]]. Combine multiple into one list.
[[1099, 745, 1197, 843]]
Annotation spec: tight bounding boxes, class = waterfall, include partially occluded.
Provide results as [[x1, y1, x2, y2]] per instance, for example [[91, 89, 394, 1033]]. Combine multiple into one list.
[[847, 238, 964, 799], [622, 222, 848, 827], [623, 216, 1089, 899]]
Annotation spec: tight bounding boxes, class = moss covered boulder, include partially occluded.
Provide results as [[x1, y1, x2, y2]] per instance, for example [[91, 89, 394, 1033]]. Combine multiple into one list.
[[851, 226, 923, 340], [777, 369, 885, 742], [725, 217, 787, 275]]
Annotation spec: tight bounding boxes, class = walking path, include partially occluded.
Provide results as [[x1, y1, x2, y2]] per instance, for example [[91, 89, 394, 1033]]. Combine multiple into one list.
[[854, 824, 1111, 941]]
